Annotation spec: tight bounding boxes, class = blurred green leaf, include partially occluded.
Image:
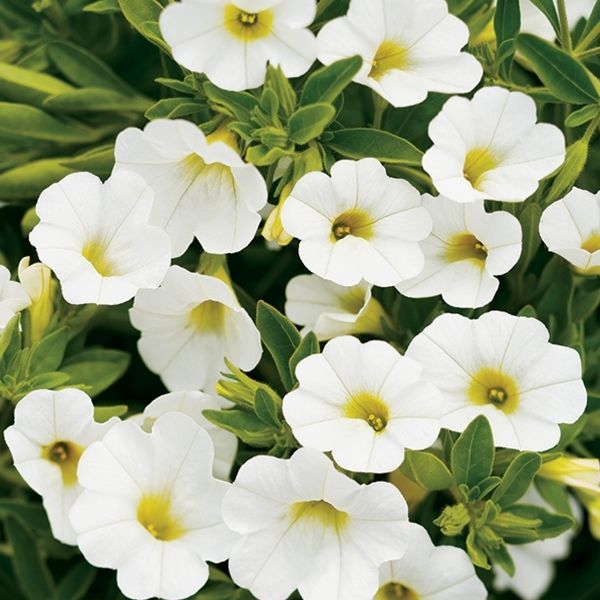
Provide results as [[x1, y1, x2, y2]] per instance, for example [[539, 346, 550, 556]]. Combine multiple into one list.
[[53, 562, 95, 600]]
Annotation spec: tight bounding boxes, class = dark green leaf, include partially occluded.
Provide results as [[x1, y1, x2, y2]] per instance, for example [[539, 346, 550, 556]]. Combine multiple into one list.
[[0, 501, 49, 531], [288, 103, 336, 145], [506, 503, 574, 539], [289, 332, 319, 385], [534, 476, 573, 516], [495, 0, 520, 78], [492, 452, 542, 508], [117, 0, 164, 47], [451, 416, 495, 488], [54, 562, 95, 600], [204, 82, 258, 121], [528, 0, 561, 38], [254, 388, 281, 427], [28, 327, 69, 376], [300, 55, 362, 106]]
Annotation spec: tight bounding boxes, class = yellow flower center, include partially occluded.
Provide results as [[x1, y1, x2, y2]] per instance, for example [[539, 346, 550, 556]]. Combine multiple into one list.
[[369, 40, 411, 80], [445, 233, 488, 266], [468, 367, 520, 414], [581, 233, 600, 253], [224, 4, 273, 40], [41, 440, 83, 486], [463, 147, 500, 189], [189, 300, 227, 333], [375, 582, 421, 600], [344, 391, 390, 432], [289, 500, 349, 531], [137, 495, 184, 541], [82, 240, 114, 277], [331, 209, 374, 241]]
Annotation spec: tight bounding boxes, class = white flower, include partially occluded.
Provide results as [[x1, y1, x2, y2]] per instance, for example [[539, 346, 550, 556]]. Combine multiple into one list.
[[18, 257, 56, 342], [69, 413, 237, 600], [396, 195, 522, 308], [539, 187, 600, 275], [281, 158, 432, 286], [130, 265, 262, 392], [519, 0, 594, 40], [375, 522, 487, 600], [422, 87, 566, 203], [159, 0, 317, 92], [538, 455, 600, 493], [140, 391, 237, 480], [406, 311, 586, 451], [29, 171, 171, 306], [114, 119, 268, 257], [222, 447, 409, 600], [0, 264, 30, 332], [283, 336, 442, 473], [285, 274, 389, 340], [3, 388, 118, 545], [317, 0, 482, 108]]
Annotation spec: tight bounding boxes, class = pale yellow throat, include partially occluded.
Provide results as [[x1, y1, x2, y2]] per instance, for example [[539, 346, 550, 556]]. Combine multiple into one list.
[[463, 147, 499, 189], [137, 494, 184, 541], [369, 40, 411, 80], [224, 4, 273, 40], [468, 367, 519, 413], [42, 440, 84, 486]]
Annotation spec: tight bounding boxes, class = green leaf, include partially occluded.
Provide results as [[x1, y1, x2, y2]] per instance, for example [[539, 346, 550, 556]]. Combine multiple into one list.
[[0, 314, 21, 364], [94, 405, 128, 422], [44, 88, 150, 113], [0, 158, 73, 203], [326, 128, 422, 166], [84, 0, 120, 13], [288, 103, 336, 145], [451, 416, 495, 489], [0, 500, 49, 531], [546, 139, 589, 204], [401, 450, 454, 491], [516, 33, 599, 104], [492, 452, 542, 508], [26, 372, 71, 392], [28, 327, 69, 376], [486, 542, 515, 576], [494, 0, 520, 78], [565, 105, 600, 127], [505, 503, 574, 540], [534, 476, 573, 516], [288, 332, 319, 385], [256, 301, 301, 391], [254, 388, 281, 428], [204, 82, 258, 121], [117, 0, 164, 47], [5, 516, 54, 600], [60, 146, 114, 178], [300, 55, 362, 106], [145, 97, 207, 120], [203, 408, 274, 447], [53, 562, 96, 600], [528, 0, 561, 38]]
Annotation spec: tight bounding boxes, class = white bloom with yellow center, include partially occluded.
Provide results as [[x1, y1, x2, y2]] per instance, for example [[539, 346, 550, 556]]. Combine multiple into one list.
[[29, 171, 171, 306], [140, 391, 237, 480], [283, 336, 443, 473], [316, 0, 482, 108], [285, 274, 389, 340], [222, 447, 410, 600], [538, 455, 600, 493], [160, 0, 317, 92], [130, 265, 262, 392], [281, 158, 432, 286], [3, 388, 118, 545], [69, 413, 237, 600], [396, 195, 522, 308], [422, 87, 566, 203], [406, 311, 586, 451], [375, 522, 487, 600], [0, 264, 30, 332], [539, 187, 600, 275], [114, 119, 267, 257]]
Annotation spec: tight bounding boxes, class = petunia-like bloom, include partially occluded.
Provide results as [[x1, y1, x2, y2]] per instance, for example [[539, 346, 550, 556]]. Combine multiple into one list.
[[539, 187, 600, 275], [281, 158, 432, 286], [285, 274, 389, 340], [29, 171, 171, 305], [0, 264, 30, 332], [519, 0, 594, 40], [159, 0, 317, 92], [222, 447, 410, 600], [422, 87, 565, 203], [375, 522, 487, 600], [406, 311, 586, 451], [396, 195, 522, 308], [283, 336, 442, 473], [538, 455, 600, 493], [140, 391, 237, 480], [69, 413, 237, 600], [130, 265, 262, 393], [317, 0, 482, 108], [4, 388, 118, 545], [114, 119, 268, 257]]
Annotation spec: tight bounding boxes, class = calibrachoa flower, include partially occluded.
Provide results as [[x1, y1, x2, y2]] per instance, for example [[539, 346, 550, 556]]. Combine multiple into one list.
[[538, 456, 600, 493], [69, 413, 237, 600], [406, 311, 586, 451], [285, 274, 389, 340], [281, 158, 432, 286], [396, 195, 522, 308], [422, 87, 566, 203], [130, 265, 262, 392], [29, 171, 171, 305], [140, 391, 237, 480], [283, 336, 443, 473], [4, 388, 118, 545], [114, 119, 268, 257], [317, 0, 482, 108], [159, 0, 317, 92], [539, 187, 600, 275], [222, 447, 410, 600], [0, 264, 30, 332], [375, 522, 487, 599]]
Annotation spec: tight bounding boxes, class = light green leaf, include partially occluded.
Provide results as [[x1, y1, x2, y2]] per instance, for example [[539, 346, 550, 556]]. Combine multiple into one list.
[[0, 313, 21, 364], [492, 452, 542, 508], [145, 97, 207, 120], [203, 408, 274, 447], [0, 62, 73, 107], [254, 388, 281, 428], [288, 103, 336, 145], [300, 55, 362, 106], [505, 504, 574, 540], [451, 415, 495, 489], [401, 450, 454, 491], [60, 146, 114, 178], [565, 105, 600, 127], [44, 88, 150, 113], [203, 82, 258, 121], [0, 158, 73, 203], [94, 405, 128, 422], [84, 0, 120, 13], [289, 332, 319, 385], [117, 0, 164, 47]]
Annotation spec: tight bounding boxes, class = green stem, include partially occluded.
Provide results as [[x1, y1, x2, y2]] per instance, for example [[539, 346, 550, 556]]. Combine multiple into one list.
[[372, 93, 388, 129], [576, 47, 600, 60], [556, 0, 573, 53], [582, 111, 600, 143]]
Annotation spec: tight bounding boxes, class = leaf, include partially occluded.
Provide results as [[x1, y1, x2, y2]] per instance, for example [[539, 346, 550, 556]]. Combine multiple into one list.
[[117, 0, 164, 46], [300, 55, 362, 106], [94, 405, 128, 422], [401, 450, 454, 491], [0, 500, 49, 531], [528, 0, 561, 38], [203, 408, 274, 447], [5, 516, 54, 600], [84, 0, 120, 13], [44, 88, 150, 113], [326, 128, 422, 165], [145, 97, 207, 120], [494, 0, 520, 78], [60, 146, 114, 178], [534, 476, 573, 516], [28, 327, 69, 376], [0, 158, 73, 203], [256, 301, 301, 391], [288, 332, 319, 385], [565, 105, 600, 128], [516, 34, 599, 104], [288, 103, 336, 144], [0, 314, 21, 363], [506, 503, 574, 540], [451, 416, 495, 489], [53, 562, 96, 600], [492, 452, 542, 508], [254, 388, 281, 428], [204, 82, 258, 121]]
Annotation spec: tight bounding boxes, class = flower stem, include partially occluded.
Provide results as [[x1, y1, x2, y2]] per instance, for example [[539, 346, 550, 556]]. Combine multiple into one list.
[[556, 0, 573, 53]]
